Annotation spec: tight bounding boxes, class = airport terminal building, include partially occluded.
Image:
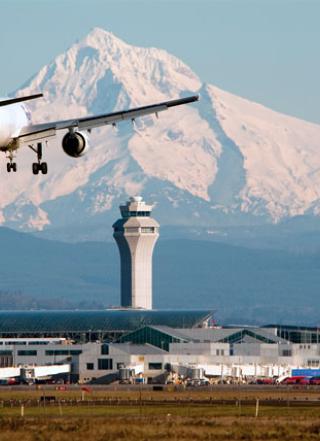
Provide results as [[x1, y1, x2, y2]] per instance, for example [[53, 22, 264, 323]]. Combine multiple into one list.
[[0, 310, 319, 383], [0, 197, 319, 384]]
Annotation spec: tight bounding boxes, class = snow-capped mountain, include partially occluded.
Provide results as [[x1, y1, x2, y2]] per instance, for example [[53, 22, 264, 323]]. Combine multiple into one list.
[[4, 27, 320, 239]]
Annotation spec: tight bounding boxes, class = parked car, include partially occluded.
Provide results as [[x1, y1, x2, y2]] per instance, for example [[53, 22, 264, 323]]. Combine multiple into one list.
[[256, 378, 274, 385], [309, 376, 320, 385], [281, 376, 309, 385]]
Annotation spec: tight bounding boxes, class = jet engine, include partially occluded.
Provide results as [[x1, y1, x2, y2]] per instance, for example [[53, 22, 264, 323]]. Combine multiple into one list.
[[62, 131, 89, 158]]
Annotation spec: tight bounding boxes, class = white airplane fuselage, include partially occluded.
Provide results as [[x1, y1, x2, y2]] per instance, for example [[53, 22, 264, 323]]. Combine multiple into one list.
[[0, 102, 29, 149]]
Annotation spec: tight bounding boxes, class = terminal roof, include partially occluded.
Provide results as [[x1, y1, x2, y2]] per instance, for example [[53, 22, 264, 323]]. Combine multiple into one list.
[[0, 310, 213, 336]]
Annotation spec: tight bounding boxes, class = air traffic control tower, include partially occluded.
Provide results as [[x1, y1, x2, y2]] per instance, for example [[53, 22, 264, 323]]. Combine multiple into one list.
[[113, 196, 159, 309]]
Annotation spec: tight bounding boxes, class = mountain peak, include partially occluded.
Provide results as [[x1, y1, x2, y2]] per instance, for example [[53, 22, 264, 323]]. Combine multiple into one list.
[[20, 26, 201, 115], [83, 27, 128, 51], [88, 27, 114, 38], [5, 29, 320, 236]]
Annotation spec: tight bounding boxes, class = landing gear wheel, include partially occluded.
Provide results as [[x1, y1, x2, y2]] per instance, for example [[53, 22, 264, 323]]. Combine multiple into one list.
[[32, 162, 47, 175], [7, 162, 17, 173], [32, 163, 39, 175], [41, 162, 48, 174]]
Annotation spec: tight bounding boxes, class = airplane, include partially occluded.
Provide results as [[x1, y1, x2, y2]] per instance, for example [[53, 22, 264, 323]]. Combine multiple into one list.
[[0, 93, 199, 175]]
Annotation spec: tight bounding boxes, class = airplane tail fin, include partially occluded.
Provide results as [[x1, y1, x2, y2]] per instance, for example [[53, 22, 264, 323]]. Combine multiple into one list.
[[0, 94, 43, 107]]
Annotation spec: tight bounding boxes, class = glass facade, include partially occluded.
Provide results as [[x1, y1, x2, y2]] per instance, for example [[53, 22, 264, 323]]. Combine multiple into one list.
[[281, 349, 292, 357], [45, 350, 82, 356], [148, 362, 162, 370], [0, 310, 212, 335], [119, 326, 186, 351], [101, 344, 109, 355], [98, 358, 113, 370], [269, 325, 320, 344], [141, 227, 155, 233], [0, 350, 12, 356], [220, 329, 276, 344], [17, 350, 37, 356], [0, 355, 12, 368], [122, 211, 151, 218]]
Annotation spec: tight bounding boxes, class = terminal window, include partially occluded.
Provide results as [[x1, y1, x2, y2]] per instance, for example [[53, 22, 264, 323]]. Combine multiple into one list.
[[101, 344, 109, 355], [141, 227, 155, 233], [125, 211, 150, 217], [0, 351, 12, 356], [148, 362, 162, 370], [45, 350, 82, 356], [17, 350, 37, 356], [0, 355, 13, 368], [282, 349, 292, 357], [308, 360, 320, 367], [98, 358, 113, 370]]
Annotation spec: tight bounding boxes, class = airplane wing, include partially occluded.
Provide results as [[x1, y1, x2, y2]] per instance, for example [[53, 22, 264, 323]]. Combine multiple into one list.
[[0, 93, 43, 107], [18, 95, 199, 143]]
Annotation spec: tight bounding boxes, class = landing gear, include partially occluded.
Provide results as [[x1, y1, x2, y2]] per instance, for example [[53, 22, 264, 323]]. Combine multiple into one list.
[[6, 152, 17, 173], [32, 162, 47, 175], [6, 162, 17, 173], [29, 142, 48, 175]]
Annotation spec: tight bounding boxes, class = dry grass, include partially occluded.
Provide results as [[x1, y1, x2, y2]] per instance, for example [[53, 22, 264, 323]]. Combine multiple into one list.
[[0, 414, 319, 441], [0, 388, 319, 440], [1, 385, 320, 402]]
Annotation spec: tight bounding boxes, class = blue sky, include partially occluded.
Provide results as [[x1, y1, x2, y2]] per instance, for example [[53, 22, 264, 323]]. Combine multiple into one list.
[[1, 0, 319, 123]]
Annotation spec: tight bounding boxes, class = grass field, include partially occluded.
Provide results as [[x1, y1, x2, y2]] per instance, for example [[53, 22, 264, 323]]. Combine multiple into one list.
[[2, 384, 320, 401], [0, 387, 319, 440]]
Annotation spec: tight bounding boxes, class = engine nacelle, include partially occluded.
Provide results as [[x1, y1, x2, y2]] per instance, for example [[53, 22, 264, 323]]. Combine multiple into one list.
[[62, 131, 89, 158]]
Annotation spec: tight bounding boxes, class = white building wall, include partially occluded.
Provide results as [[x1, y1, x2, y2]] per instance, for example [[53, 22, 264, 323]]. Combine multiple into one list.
[[3, 339, 320, 383], [169, 342, 230, 356]]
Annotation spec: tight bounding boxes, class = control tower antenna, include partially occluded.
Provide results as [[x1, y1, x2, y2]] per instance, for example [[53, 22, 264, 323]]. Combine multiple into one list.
[[112, 196, 159, 309]]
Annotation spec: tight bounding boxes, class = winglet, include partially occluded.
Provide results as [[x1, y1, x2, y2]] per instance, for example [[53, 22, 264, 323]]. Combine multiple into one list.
[[0, 94, 43, 107]]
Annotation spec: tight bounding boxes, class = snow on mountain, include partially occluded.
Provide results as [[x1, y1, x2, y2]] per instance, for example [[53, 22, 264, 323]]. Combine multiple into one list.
[[2, 27, 320, 238], [205, 85, 320, 220]]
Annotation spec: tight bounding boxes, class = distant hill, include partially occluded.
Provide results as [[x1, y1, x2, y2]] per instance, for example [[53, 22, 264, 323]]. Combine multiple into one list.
[[0, 227, 117, 307], [0, 227, 320, 325], [154, 239, 320, 325]]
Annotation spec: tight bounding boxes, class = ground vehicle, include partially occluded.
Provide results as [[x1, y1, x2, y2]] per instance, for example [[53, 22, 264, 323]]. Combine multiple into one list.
[[280, 376, 308, 385], [256, 378, 274, 385], [309, 376, 320, 385]]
